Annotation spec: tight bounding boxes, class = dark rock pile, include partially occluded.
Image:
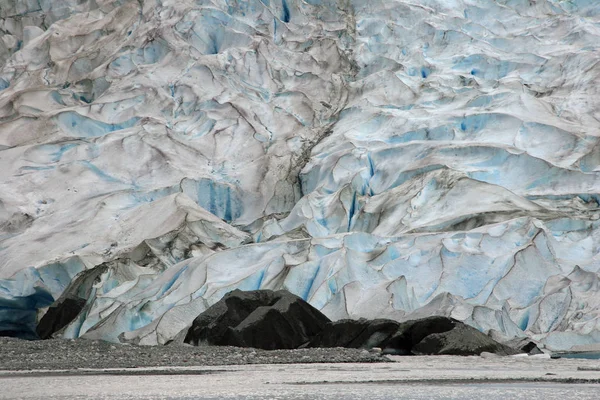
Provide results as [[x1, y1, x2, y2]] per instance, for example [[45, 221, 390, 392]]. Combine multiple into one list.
[[36, 296, 86, 340], [184, 289, 518, 356], [307, 316, 517, 356], [184, 289, 330, 349], [19, 287, 529, 357]]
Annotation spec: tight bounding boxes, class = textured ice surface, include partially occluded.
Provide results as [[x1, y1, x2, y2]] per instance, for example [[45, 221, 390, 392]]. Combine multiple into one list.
[[1, 0, 600, 350]]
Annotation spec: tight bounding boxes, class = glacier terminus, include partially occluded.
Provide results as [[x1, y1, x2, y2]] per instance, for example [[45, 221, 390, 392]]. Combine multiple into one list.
[[1, 0, 600, 352]]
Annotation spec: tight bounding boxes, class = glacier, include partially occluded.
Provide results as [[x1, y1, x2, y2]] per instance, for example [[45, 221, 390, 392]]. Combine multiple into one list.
[[1, 0, 600, 351]]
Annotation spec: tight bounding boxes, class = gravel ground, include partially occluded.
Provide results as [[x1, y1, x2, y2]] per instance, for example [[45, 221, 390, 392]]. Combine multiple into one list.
[[0, 337, 388, 370], [3, 354, 600, 400]]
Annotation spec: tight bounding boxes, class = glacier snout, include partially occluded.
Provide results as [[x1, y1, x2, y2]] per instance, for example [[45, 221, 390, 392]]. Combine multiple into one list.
[[1, 0, 600, 350]]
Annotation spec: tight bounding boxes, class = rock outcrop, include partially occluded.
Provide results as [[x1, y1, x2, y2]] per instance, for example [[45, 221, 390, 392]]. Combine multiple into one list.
[[36, 296, 86, 340], [406, 320, 517, 356], [184, 289, 331, 350], [185, 290, 517, 356], [307, 319, 403, 350], [308, 316, 517, 356]]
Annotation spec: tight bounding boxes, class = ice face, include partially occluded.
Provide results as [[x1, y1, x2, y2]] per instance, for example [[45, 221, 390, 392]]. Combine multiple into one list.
[[1, 0, 600, 350]]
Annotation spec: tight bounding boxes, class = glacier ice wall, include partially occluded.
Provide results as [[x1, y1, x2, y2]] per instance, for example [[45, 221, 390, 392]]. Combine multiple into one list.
[[1, 0, 600, 350]]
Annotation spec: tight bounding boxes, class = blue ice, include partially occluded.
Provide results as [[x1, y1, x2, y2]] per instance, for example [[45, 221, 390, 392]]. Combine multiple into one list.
[[0, 78, 9, 91], [57, 112, 139, 137], [181, 178, 243, 221]]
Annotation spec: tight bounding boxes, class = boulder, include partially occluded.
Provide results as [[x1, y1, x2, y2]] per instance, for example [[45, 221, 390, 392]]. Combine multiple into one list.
[[408, 321, 517, 356], [384, 316, 458, 354], [310, 316, 516, 356], [36, 296, 86, 340], [35, 266, 106, 340], [184, 289, 331, 350], [307, 318, 400, 349], [184, 289, 514, 355]]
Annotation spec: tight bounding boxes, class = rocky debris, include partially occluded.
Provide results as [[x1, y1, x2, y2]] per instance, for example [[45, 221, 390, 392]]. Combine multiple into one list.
[[407, 320, 517, 356], [504, 338, 544, 355], [185, 290, 518, 356], [0, 337, 387, 371], [307, 319, 401, 350], [307, 316, 517, 356], [184, 289, 331, 350], [34, 266, 108, 340], [36, 296, 86, 340]]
